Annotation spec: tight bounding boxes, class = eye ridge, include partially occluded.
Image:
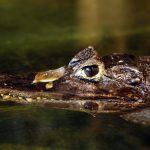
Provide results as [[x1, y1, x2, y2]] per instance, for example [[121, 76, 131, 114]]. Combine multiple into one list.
[[82, 65, 99, 77]]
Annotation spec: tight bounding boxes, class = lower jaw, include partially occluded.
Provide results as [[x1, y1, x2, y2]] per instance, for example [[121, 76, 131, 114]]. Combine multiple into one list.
[[0, 88, 148, 114]]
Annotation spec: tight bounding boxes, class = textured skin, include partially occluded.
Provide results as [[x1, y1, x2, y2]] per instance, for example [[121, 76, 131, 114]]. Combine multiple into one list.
[[0, 47, 149, 113], [138, 56, 150, 85]]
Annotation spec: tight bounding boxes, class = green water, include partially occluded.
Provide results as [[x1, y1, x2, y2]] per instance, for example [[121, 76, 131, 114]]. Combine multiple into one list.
[[0, 105, 150, 150], [0, 0, 150, 149]]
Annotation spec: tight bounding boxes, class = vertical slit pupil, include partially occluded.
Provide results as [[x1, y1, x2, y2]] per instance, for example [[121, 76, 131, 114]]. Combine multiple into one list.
[[83, 65, 99, 77]]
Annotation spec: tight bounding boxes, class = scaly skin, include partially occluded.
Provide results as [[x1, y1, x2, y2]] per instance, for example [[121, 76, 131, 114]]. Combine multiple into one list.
[[0, 47, 149, 113]]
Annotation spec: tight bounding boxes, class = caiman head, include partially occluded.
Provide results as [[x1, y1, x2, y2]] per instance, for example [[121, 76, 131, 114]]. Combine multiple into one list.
[[0, 46, 149, 113], [31, 46, 149, 112]]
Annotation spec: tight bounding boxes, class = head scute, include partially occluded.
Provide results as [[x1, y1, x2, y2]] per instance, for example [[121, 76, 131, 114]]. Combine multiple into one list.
[[67, 46, 106, 82], [68, 46, 100, 68]]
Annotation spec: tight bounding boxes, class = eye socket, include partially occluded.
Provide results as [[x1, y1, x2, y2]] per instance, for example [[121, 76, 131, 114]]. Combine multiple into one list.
[[82, 65, 99, 77], [74, 62, 105, 82]]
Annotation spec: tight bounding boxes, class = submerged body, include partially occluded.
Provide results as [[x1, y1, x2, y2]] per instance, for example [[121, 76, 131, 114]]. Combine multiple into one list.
[[0, 47, 149, 114]]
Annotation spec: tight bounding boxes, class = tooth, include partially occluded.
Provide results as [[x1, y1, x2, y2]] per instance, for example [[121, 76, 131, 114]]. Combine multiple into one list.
[[18, 97, 23, 100], [36, 97, 41, 100], [45, 82, 53, 89], [26, 98, 33, 102], [3, 95, 10, 100]]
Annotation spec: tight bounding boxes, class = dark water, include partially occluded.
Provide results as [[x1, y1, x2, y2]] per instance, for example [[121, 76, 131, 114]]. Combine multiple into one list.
[[0, 105, 150, 150], [0, 0, 150, 149]]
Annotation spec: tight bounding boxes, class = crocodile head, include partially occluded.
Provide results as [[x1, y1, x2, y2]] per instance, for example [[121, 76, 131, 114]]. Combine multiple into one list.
[[31, 46, 149, 112], [0, 46, 149, 113]]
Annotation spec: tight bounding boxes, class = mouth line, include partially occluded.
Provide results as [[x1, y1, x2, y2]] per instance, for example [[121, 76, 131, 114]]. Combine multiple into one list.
[[29, 98, 149, 114], [0, 87, 148, 114]]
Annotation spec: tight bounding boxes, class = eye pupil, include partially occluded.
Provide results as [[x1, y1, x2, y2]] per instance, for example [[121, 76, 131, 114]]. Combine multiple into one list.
[[83, 65, 99, 77]]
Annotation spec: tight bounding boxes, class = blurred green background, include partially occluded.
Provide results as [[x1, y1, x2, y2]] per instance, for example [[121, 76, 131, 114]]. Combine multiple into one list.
[[0, 0, 150, 73], [0, 0, 150, 150]]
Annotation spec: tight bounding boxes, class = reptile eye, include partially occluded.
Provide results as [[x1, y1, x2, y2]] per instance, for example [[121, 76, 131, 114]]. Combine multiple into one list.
[[82, 65, 99, 77], [74, 61, 105, 82]]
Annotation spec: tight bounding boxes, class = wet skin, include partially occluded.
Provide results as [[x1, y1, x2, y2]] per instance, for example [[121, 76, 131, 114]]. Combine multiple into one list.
[[0, 47, 149, 113]]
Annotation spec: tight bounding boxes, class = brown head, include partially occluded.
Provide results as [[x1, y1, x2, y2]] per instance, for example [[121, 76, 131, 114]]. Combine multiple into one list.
[[33, 46, 149, 102]]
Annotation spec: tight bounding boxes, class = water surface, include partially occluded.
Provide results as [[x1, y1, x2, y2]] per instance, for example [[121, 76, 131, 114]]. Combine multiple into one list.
[[0, 105, 150, 150]]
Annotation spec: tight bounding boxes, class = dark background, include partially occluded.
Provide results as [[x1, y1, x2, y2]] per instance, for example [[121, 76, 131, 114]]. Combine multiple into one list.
[[0, 0, 150, 73]]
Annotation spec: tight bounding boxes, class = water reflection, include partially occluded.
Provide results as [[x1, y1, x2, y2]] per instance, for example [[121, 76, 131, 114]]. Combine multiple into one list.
[[0, 105, 150, 150], [0, 0, 149, 74], [77, 0, 128, 52], [0, 0, 149, 73], [77, 0, 99, 45]]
